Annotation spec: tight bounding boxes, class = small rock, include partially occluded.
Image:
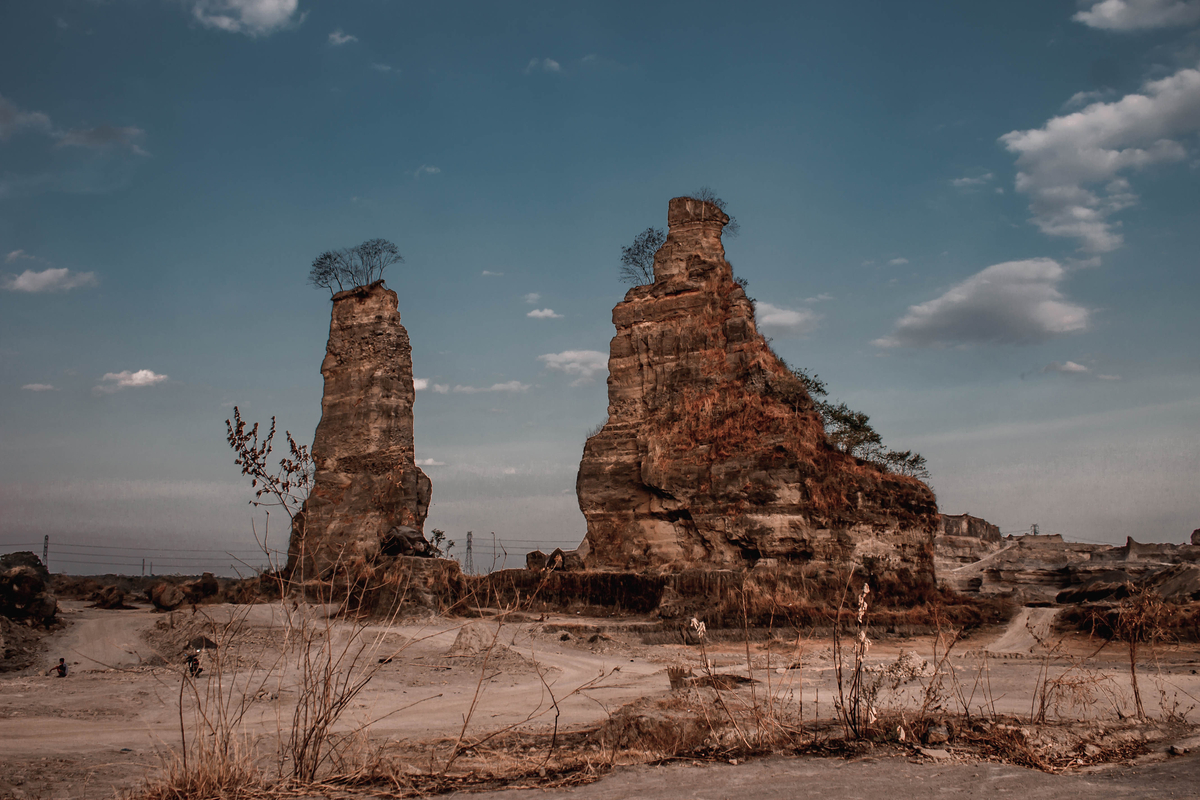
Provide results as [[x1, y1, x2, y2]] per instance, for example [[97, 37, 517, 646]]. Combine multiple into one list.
[[560, 632, 571, 641], [1169, 744, 1189, 756], [918, 748, 951, 760], [923, 722, 950, 745]]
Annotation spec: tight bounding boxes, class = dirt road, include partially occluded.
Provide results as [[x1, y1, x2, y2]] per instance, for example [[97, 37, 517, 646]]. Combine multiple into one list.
[[3, 601, 1200, 799], [464, 750, 1200, 800]]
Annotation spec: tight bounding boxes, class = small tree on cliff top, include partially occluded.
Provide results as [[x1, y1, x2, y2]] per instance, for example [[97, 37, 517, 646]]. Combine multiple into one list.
[[308, 238, 403, 295]]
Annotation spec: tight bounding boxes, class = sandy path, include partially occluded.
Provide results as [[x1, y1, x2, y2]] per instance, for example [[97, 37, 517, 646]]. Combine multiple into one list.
[[985, 606, 1059, 655]]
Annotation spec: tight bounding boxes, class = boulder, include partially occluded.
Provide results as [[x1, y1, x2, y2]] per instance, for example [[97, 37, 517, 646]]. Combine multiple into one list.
[[183, 572, 220, 603], [0, 557, 57, 624], [1192, 528, 1200, 546], [148, 582, 186, 611], [88, 586, 129, 609], [576, 197, 939, 575]]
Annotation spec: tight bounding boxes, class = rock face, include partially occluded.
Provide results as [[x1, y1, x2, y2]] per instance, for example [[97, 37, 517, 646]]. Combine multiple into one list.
[[289, 281, 431, 578], [576, 197, 939, 575]]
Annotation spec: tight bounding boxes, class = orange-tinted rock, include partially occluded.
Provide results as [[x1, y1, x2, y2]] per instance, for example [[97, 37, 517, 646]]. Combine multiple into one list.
[[576, 197, 939, 575], [289, 281, 431, 578]]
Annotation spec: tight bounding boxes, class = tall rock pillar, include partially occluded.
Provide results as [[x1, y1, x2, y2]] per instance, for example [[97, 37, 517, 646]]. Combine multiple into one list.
[[288, 280, 431, 578], [576, 197, 939, 576]]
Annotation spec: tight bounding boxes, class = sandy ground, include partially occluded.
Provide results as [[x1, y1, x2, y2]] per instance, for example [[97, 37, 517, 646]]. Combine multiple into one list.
[[2, 600, 1199, 799]]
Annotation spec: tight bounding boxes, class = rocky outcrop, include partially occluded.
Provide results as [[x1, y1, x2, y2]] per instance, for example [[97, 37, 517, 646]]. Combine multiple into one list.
[[0, 552, 57, 625], [289, 280, 432, 578], [576, 197, 939, 576], [935, 513, 1005, 570]]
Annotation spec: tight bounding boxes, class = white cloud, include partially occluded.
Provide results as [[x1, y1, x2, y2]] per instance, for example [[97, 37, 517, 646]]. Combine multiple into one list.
[[1042, 360, 1090, 374], [524, 58, 561, 74], [372, 63, 395, 73], [21, 383, 56, 392], [1074, 0, 1200, 30], [1097, 374, 1122, 380], [453, 380, 530, 394], [413, 164, 439, 178], [873, 258, 1090, 348], [1000, 65, 1200, 252], [190, 0, 304, 36], [538, 350, 608, 386], [951, 172, 994, 187], [95, 369, 169, 394], [481, 270, 504, 277], [3, 267, 97, 292], [523, 292, 541, 304], [803, 293, 834, 303], [755, 302, 820, 336], [888, 257, 910, 266], [328, 28, 356, 45], [0, 95, 52, 139], [413, 378, 449, 393], [6, 250, 37, 263], [415, 457, 446, 467], [527, 308, 563, 319]]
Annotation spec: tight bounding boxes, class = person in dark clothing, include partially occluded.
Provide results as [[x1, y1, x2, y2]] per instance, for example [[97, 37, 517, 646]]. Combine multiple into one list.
[[185, 652, 203, 678], [47, 658, 67, 677]]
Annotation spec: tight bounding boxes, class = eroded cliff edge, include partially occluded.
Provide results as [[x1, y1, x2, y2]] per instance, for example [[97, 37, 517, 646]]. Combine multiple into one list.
[[576, 197, 939, 576], [288, 280, 431, 577]]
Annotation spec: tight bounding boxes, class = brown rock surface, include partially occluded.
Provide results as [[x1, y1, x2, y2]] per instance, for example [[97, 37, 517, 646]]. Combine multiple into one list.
[[289, 280, 431, 577], [576, 197, 939, 574]]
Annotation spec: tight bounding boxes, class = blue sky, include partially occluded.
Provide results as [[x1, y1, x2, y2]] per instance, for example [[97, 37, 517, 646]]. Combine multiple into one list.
[[2, 0, 1198, 575]]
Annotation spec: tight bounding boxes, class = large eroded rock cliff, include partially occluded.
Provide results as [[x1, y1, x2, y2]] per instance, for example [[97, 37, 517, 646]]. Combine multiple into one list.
[[576, 197, 939, 575], [288, 281, 431, 577]]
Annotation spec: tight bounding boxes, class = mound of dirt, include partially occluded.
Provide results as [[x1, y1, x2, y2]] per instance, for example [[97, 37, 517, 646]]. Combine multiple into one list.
[[445, 622, 541, 672]]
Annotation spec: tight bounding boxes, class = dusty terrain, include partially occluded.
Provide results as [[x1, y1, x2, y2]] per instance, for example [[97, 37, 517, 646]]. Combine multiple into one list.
[[2, 599, 1199, 799]]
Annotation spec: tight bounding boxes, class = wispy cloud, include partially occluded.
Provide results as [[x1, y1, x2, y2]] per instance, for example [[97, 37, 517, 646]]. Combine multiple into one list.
[[1042, 360, 1090, 374], [452, 380, 530, 394], [57, 124, 149, 156], [328, 28, 356, 45], [415, 457, 446, 467], [95, 369, 169, 394], [3, 267, 97, 293], [1073, 0, 1200, 30], [888, 257, 910, 266], [804, 293, 834, 303], [0, 94, 52, 139], [481, 270, 504, 277], [1000, 65, 1200, 252], [527, 308, 562, 319], [756, 303, 820, 336], [189, 0, 305, 37], [523, 292, 541, 304], [873, 258, 1090, 348], [538, 350, 607, 386], [524, 57, 561, 74], [21, 383, 56, 392], [5, 250, 39, 263], [413, 163, 439, 178], [372, 63, 395, 73], [1, 94, 148, 157], [951, 172, 994, 188]]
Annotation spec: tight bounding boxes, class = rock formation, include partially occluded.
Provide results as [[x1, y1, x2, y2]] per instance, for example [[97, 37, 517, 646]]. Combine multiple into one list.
[[576, 197, 939, 575], [289, 280, 431, 577]]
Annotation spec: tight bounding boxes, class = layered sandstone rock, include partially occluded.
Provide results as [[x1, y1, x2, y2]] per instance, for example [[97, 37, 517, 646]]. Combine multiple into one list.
[[289, 280, 431, 577], [576, 197, 939, 575]]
